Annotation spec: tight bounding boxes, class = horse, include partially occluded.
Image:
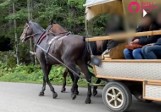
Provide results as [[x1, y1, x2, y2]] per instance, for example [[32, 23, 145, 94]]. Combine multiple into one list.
[[20, 20, 92, 104], [48, 23, 102, 96]]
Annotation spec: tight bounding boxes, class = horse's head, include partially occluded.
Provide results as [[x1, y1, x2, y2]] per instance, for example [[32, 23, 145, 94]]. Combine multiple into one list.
[[20, 21, 34, 42], [20, 20, 44, 42]]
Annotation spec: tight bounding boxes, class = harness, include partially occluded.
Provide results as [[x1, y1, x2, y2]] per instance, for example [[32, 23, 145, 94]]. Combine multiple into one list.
[[25, 25, 99, 86]]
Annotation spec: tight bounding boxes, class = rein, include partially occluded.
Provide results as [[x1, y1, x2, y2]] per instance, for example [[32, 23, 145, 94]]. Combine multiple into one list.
[[26, 33, 42, 39]]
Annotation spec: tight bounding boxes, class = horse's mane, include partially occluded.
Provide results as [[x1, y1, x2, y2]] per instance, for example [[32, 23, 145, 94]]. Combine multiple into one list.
[[51, 24, 67, 34], [29, 21, 45, 32]]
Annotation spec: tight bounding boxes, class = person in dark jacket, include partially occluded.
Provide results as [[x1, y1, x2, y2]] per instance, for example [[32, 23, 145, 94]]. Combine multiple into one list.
[[142, 12, 161, 59], [124, 14, 159, 59], [106, 15, 125, 50]]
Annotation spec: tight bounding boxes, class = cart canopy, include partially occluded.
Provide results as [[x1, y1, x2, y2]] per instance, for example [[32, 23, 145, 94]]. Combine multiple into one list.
[[84, 0, 123, 20], [85, 0, 161, 29]]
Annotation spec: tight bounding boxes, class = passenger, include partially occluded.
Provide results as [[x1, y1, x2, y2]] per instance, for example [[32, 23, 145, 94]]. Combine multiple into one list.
[[142, 12, 161, 59], [106, 15, 125, 50], [124, 14, 158, 59]]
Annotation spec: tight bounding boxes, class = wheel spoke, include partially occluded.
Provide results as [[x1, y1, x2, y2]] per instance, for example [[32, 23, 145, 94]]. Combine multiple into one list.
[[107, 93, 113, 97], [116, 92, 121, 97], [109, 99, 113, 103], [112, 88, 116, 95], [114, 100, 117, 107], [117, 98, 122, 103]]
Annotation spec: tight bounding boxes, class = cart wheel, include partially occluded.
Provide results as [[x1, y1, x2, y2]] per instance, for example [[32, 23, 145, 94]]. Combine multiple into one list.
[[102, 82, 132, 112]]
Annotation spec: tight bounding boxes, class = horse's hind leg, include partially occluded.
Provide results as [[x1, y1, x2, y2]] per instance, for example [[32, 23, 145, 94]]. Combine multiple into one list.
[[69, 70, 79, 95], [63, 60, 79, 99], [78, 62, 92, 104], [93, 79, 101, 96], [61, 68, 68, 92]]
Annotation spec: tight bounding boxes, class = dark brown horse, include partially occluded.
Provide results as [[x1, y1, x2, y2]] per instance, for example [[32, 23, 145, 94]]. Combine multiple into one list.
[[20, 21, 92, 104], [47, 23, 79, 94], [49, 23, 102, 96]]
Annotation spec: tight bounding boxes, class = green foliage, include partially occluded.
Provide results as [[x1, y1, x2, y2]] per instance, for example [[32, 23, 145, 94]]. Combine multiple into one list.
[[0, 64, 88, 86], [0, 0, 108, 86], [5, 8, 28, 20], [0, 51, 16, 68], [0, 0, 11, 8]]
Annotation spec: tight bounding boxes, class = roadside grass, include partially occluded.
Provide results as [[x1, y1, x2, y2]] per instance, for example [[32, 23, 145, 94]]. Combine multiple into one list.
[[0, 64, 90, 87]]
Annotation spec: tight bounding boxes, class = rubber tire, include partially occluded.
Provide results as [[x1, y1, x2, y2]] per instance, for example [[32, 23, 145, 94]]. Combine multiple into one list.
[[102, 82, 132, 112]]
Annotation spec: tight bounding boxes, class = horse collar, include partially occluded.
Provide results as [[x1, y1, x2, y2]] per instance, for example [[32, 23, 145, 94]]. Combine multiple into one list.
[[36, 31, 46, 45]]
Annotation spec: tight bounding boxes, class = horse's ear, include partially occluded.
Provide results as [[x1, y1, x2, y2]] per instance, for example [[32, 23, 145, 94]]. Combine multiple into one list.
[[50, 19, 57, 25], [26, 19, 29, 24], [50, 15, 57, 24]]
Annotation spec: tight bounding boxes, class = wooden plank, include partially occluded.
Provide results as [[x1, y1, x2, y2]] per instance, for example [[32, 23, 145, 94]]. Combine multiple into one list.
[[86, 30, 161, 42], [103, 55, 110, 58], [143, 97, 161, 102], [96, 75, 144, 82], [143, 82, 161, 101], [96, 75, 161, 83], [102, 59, 161, 63]]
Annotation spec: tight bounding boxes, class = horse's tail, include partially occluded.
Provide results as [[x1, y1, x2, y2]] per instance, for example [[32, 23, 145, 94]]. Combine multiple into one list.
[[82, 37, 102, 66], [82, 37, 91, 63]]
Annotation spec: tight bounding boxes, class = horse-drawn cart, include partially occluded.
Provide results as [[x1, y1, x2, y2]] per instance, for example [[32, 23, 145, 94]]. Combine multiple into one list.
[[85, 0, 161, 111]]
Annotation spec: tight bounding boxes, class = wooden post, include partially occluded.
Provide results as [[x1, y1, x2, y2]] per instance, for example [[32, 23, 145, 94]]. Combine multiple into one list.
[[86, 30, 161, 42]]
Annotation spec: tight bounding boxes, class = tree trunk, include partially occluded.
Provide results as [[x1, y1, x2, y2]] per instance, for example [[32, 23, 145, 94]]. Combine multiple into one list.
[[27, 0, 36, 64], [12, 2, 19, 65]]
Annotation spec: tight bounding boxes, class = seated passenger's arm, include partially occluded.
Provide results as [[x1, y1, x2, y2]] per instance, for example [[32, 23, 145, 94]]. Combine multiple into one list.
[[138, 36, 159, 45]]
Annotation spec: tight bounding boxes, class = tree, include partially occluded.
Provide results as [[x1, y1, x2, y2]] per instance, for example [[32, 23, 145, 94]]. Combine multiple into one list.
[[0, 0, 107, 65], [12, 1, 19, 65]]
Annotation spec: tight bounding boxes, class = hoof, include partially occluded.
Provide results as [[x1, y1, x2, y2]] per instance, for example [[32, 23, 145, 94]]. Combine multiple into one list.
[[85, 98, 91, 104], [93, 90, 97, 96], [71, 94, 77, 100], [61, 88, 66, 93], [53, 92, 58, 99], [71, 88, 74, 93], [39, 92, 44, 96], [76, 91, 79, 95]]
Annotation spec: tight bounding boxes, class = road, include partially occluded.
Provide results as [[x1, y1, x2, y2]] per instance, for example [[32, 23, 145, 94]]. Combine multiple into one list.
[[0, 82, 161, 112]]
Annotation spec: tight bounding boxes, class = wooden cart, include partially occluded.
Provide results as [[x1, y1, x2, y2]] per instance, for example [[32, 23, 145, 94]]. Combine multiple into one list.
[[84, 0, 161, 111]]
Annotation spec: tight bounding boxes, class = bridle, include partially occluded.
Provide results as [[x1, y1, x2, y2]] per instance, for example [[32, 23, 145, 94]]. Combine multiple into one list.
[[22, 23, 42, 41]]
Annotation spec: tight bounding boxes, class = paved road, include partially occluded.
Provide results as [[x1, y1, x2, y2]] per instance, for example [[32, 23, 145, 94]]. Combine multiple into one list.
[[0, 82, 161, 112]]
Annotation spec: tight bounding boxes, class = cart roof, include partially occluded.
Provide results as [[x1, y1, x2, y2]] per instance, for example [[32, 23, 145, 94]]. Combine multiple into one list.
[[85, 0, 161, 21], [84, 0, 116, 7], [84, 0, 123, 20]]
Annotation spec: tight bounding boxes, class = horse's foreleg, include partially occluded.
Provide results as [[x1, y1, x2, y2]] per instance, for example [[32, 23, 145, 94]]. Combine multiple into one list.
[[61, 68, 68, 92], [39, 60, 57, 99], [45, 65, 58, 99], [39, 76, 46, 96]]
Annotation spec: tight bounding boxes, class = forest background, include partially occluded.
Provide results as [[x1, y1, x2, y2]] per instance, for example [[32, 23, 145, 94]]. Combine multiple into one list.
[[0, 0, 108, 85]]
